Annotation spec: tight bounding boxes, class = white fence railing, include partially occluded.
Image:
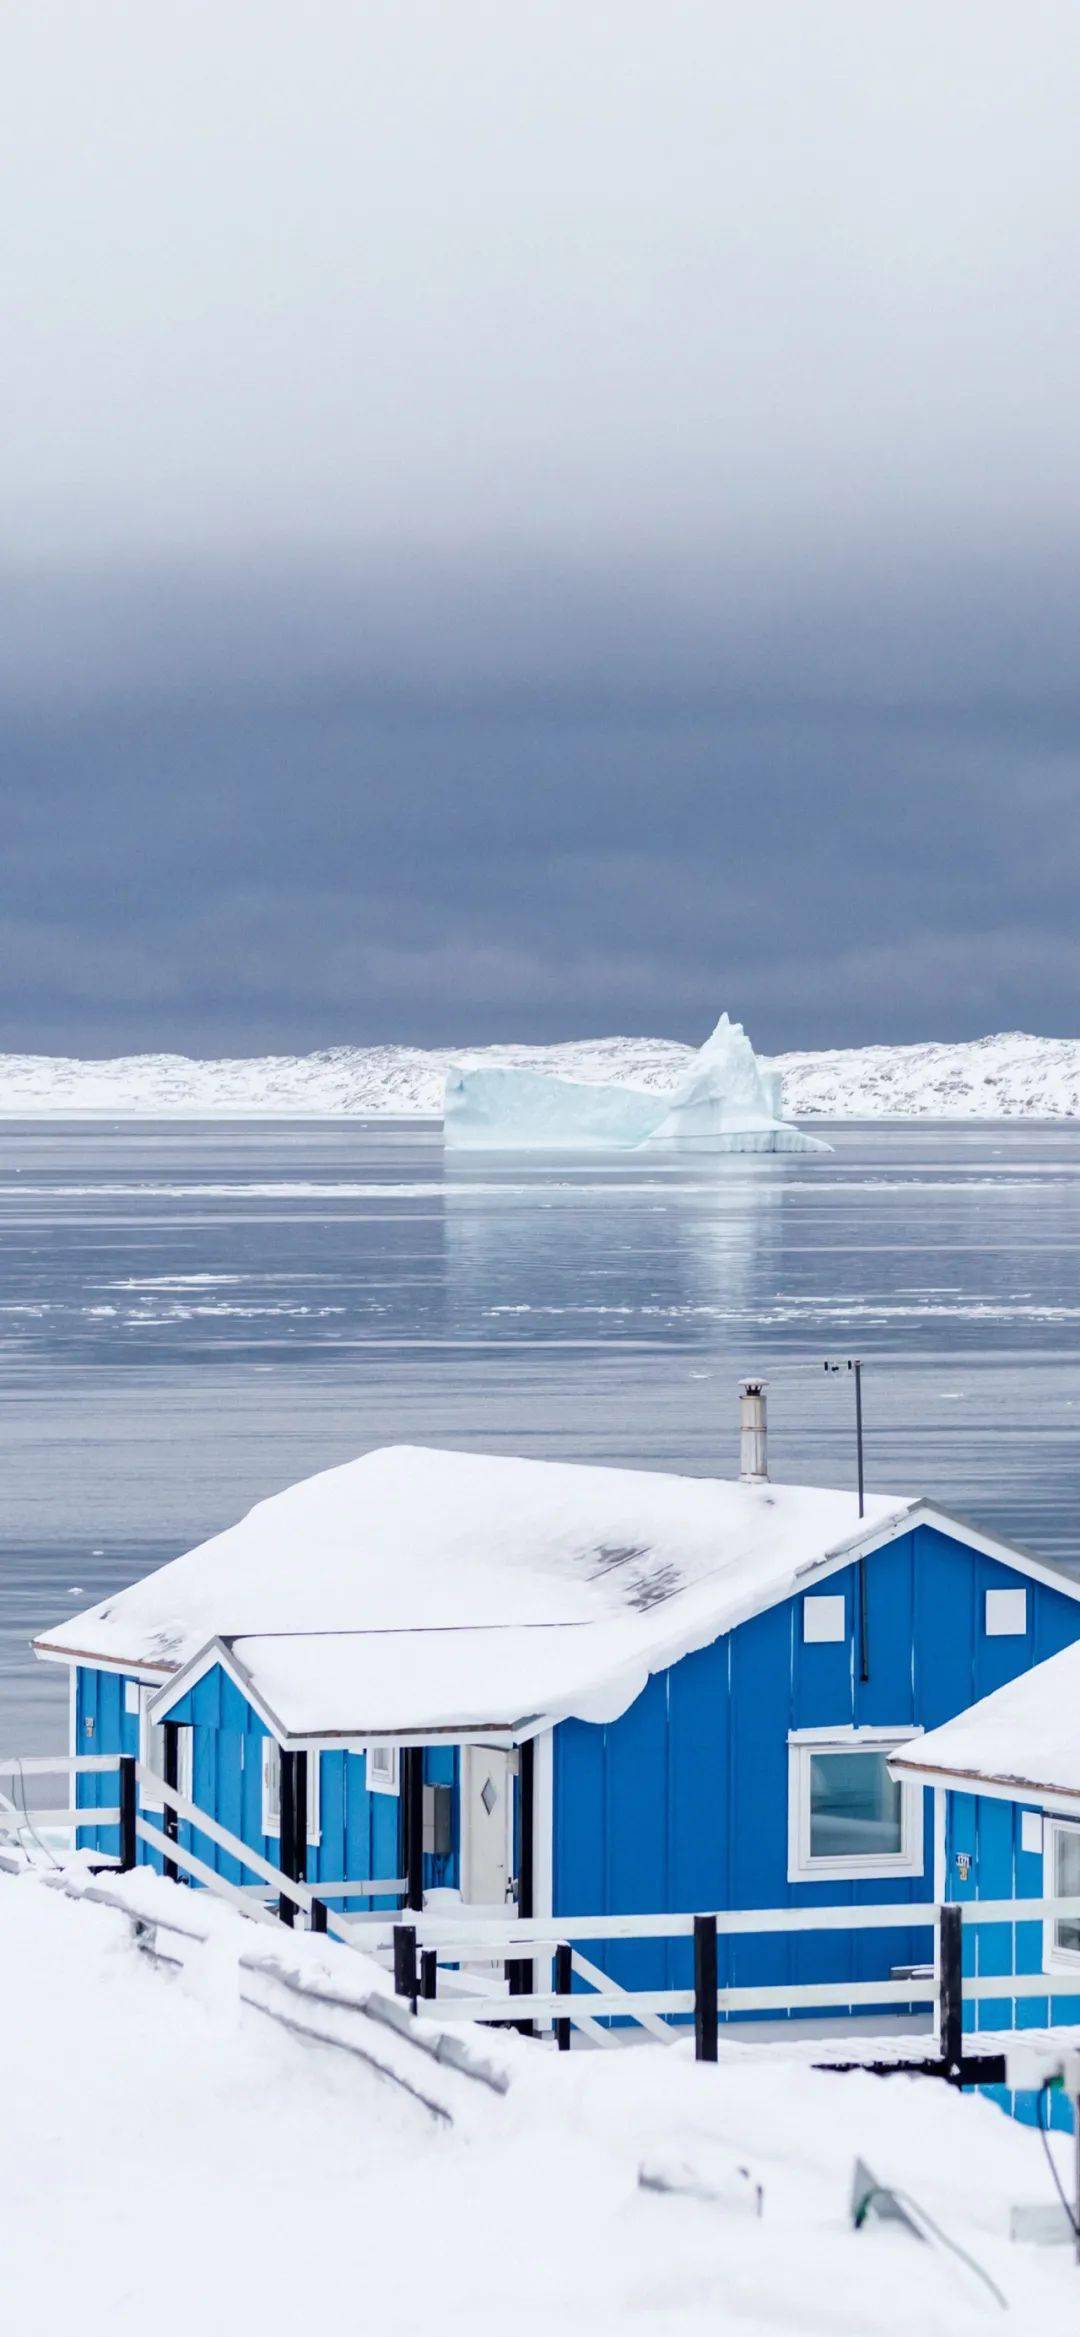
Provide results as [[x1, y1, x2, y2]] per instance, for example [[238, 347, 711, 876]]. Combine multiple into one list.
[[0, 1752, 405, 1932], [386, 1895, 1080, 2070], [9, 1751, 1080, 2078]]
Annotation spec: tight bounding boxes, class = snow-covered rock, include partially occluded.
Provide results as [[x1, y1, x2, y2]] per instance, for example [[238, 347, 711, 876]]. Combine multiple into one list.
[[0, 1028, 1077, 1120], [771, 1031, 1080, 1120], [444, 1014, 826, 1151]]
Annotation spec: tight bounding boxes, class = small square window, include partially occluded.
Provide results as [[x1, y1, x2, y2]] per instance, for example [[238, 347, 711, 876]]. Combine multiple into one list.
[[124, 1681, 141, 1716], [788, 1732, 923, 1881], [985, 1588, 1027, 1637], [803, 1595, 846, 1644], [1020, 1810, 1043, 1858], [367, 1745, 400, 1797]]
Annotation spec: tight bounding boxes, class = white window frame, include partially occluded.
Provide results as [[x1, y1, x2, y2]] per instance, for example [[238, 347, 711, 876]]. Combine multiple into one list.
[[138, 1690, 192, 1811], [261, 1738, 281, 1836], [366, 1744, 400, 1797], [1043, 1817, 1080, 1974], [787, 1726, 924, 1883], [261, 1739, 320, 1844]]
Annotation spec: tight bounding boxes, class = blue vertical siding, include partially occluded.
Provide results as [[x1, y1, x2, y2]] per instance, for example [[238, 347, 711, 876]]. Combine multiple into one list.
[[947, 1789, 1080, 2133], [552, 1526, 1080, 2010], [160, 1665, 417, 1905], [72, 1661, 425, 1904], [75, 1666, 136, 1859]]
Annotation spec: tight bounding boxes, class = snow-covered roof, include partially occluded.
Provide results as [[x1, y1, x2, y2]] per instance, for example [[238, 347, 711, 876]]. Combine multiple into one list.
[[33, 1444, 1067, 1741], [891, 1638, 1080, 1809]]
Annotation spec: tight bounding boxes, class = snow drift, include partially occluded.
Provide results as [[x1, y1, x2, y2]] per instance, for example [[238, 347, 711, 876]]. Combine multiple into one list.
[[444, 1014, 828, 1153], [1, 1863, 1075, 2335]]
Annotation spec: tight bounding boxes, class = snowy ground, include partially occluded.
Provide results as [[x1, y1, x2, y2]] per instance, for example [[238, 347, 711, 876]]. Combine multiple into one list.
[[3, 1864, 1079, 2334], [0, 1029, 1078, 1120]]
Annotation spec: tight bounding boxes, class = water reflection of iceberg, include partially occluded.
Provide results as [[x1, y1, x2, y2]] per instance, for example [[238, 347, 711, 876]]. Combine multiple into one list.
[[440, 1153, 787, 1347], [443, 1014, 829, 1154]]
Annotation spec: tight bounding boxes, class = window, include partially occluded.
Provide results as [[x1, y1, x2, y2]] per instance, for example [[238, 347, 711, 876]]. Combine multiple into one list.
[[262, 1738, 281, 1834], [138, 1691, 192, 1809], [788, 1730, 924, 1881], [1044, 1820, 1080, 1970], [985, 1588, 1027, 1637], [260, 1740, 320, 1843], [366, 1744, 400, 1797], [1021, 1810, 1043, 1858], [803, 1595, 846, 1644]]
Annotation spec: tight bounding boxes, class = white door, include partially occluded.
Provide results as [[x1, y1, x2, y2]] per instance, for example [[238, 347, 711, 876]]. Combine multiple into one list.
[[460, 1746, 514, 1908]]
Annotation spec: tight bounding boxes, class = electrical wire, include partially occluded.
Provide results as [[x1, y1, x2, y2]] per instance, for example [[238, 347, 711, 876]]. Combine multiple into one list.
[[1035, 2082, 1080, 2242], [853, 2183, 1008, 2311]]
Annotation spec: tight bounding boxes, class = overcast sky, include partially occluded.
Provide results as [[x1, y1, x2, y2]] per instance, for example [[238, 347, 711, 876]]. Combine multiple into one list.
[[3, 1, 1080, 1054]]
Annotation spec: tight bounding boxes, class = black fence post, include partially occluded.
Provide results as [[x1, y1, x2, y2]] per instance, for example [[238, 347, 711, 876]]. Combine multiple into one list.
[[394, 1922, 418, 2007], [118, 1754, 137, 1873], [506, 1952, 535, 2038], [554, 1941, 572, 2053], [278, 1750, 296, 1927], [939, 1902, 963, 2085], [402, 1748, 424, 1912], [162, 1723, 179, 1883], [294, 1750, 308, 1890], [693, 1913, 719, 2063], [515, 1740, 536, 2028], [310, 1897, 328, 1934], [420, 1947, 438, 2001]]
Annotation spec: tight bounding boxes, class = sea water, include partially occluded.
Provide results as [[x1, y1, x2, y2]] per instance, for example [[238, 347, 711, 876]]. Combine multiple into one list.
[[3, 1115, 1080, 1749]]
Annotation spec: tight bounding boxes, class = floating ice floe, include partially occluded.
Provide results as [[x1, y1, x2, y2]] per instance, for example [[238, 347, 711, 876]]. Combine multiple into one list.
[[443, 1014, 830, 1153]]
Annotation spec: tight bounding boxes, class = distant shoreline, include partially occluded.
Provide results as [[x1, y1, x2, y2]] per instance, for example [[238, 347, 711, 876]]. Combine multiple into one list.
[[0, 1031, 1077, 1120]]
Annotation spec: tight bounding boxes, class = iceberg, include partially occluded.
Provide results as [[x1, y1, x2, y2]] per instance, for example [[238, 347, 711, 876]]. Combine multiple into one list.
[[443, 1014, 829, 1153]]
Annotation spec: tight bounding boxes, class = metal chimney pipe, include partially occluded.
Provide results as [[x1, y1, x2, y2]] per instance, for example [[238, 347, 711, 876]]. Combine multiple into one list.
[[739, 1379, 768, 1483]]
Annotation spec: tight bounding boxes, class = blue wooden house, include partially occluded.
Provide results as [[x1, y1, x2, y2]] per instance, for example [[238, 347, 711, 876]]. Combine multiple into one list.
[[33, 1389, 1080, 2006], [890, 1644, 1080, 2128]]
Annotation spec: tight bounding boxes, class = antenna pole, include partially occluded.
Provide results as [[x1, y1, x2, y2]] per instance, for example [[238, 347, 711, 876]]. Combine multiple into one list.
[[853, 1358, 864, 1519], [824, 1356, 868, 1680]]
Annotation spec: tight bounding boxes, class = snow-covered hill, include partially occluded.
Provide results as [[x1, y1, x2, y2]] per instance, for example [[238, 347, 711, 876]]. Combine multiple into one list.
[[1, 1864, 1074, 2334], [772, 1032, 1080, 1120], [0, 1030, 1078, 1119]]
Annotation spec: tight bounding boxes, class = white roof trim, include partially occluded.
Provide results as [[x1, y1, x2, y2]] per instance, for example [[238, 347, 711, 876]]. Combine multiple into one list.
[[149, 1635, 530, 1750], [33, 1642, 174, 1685], [792, 1499, 1080, 1607], [148, 1638, 286, 1743], [889, 1753, 1080, 1821]]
